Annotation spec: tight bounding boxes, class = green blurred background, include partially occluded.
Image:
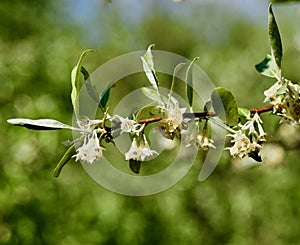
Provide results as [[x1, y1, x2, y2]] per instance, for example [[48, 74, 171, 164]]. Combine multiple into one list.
[[1, 0, 300, 244]]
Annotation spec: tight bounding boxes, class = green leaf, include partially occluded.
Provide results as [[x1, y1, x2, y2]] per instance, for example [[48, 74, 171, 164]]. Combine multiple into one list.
[[99, 82, 114, 110], [238, 108, 251, 119], [53, 144, 76, 177], [167, 62, 186, 106], [135, 104, 162, 122], [129, 159, 141, 174], [71, 49, 95, 119], [255, 54, 278, 78], [141, 87, 163, 104], [141, 44, 159, 92], [268, 3, 282, 69], [81, 66, 114, 111], [81, 66, 100, 104], [7, 118, 80, 131], [185, 57, 199, 107], [211, 87, 239, 126]]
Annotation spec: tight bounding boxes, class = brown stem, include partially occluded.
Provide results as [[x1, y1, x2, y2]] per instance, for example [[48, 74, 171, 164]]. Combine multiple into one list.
[[249, 105, 274, 114], [124, 105, 274, 127], [139, 116, 164, 125]]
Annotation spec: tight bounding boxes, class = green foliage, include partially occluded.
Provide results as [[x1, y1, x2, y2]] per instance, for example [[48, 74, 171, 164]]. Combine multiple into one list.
[[99, 82, 113, 111], [268, 3, 283, 70], [141, 44, 159, 92], [129, 159, 141, 174], [2, 1, 300, 245], [211, 87, 239, 126], [141, 87, 163, 104], [186, 57, 199, 108], [53, 144, 76, 177], [170, 62, 186, 102], [238, 108, 251, 118], [135, 104, 161, 121], [71, 49, 95, 119], [81, 66, 100, 105], [6, 118, 77, 131], [255, 54, 279, 78]]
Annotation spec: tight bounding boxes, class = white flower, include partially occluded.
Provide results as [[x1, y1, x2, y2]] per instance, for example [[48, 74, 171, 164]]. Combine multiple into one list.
[[288, 81, 300, 100], [77, 118, 103, 133], [226, 122, 265, 160], [241, 113, 266, 137], [226, 130, 252, 159], [73, 130, 105, 164], [182, 126, 215, 150], [114, 115, 144, 134], [264, 81, 283, 103], [226, 112, 267, 160], [125, 135, 158, 161], [197, 135, 216, 150], [280, 81, 300, 125], [163, 97, 186, 133]]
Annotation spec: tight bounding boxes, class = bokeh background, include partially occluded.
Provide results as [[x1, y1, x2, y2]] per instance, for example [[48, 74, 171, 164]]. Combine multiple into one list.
[[1, 0, 300, 244]]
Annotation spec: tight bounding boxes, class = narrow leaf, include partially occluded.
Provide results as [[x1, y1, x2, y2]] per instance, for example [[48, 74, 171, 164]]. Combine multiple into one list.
[[129, 159, 141, 174], [81, 66, 100, 104], [7, 118, 80, 131], [71, 49, 95, 118], [141, 87, 163, 104], [185, 57, 199, 107], [141, 44, 159, 91], [268, 3, 282, 69], [255, 54, 278, 78], [53, 144, 76, 177], [99, 82, 114, 110], [211, 87, 239, 126], [169, 63, 185, 104]]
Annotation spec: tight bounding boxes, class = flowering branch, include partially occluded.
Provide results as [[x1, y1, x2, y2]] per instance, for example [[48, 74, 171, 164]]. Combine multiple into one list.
[[6, 4, 300, 178]]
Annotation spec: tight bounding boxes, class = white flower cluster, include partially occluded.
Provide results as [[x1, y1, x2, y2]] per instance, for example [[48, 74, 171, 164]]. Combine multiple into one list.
[[125, 135, 158, 161], [72, 118, 106, 164], [114, 115, 158, 162], [164, 97, 186, 132], [73, 129, 105, 164], [264, 79, 300, 125], [182, 122, 215, 151], [159, 96, 189, 139], [226, 113, 266, 160]]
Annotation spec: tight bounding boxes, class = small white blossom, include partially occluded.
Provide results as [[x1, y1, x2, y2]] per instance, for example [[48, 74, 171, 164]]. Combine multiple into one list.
[[73, 130, 105, 164], [264, 81, 283, 103], [162, 97, 186, 133], [226, 113, 266, 160], [125, 135, 158, 161], [288, 81, 300, 100], [241, 113, 266, 137], [114, 115, 144, 134], [226, 130, 252, 159], [196, 134, 216, 150], [182, 126, 215, 150], [77, 118, 103, 133], [280, 81, 300, 125]]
